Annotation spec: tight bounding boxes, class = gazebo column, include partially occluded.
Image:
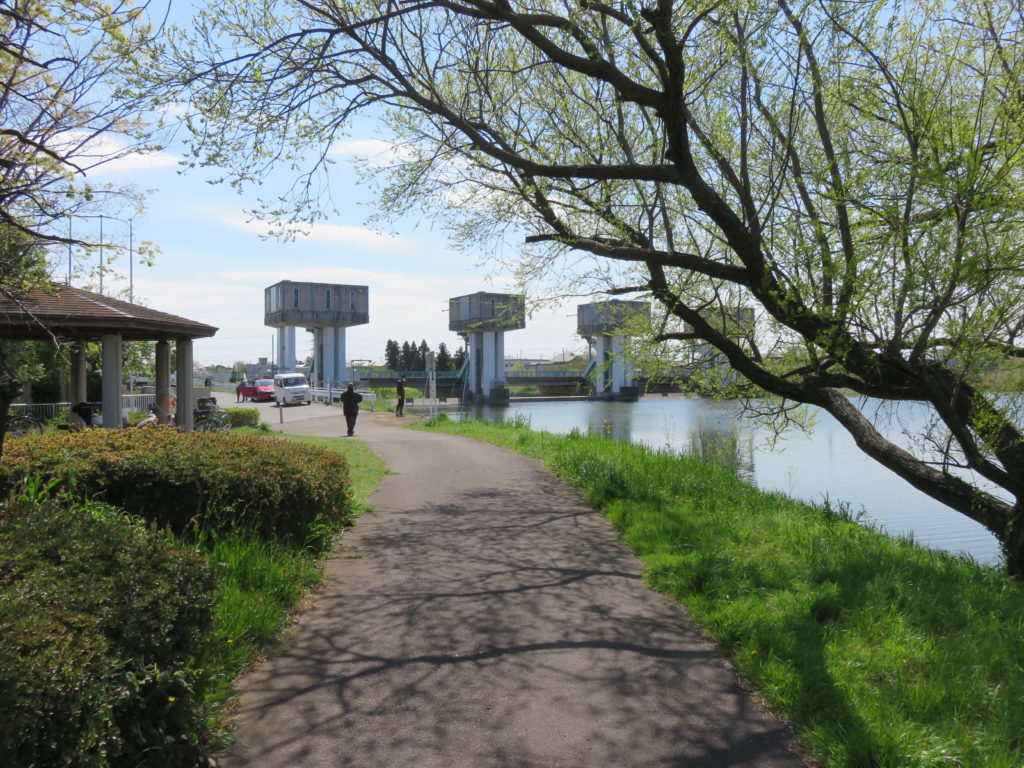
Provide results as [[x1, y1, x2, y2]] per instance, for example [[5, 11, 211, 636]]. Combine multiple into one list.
[[70, 342, 87, 404], [100, 334, 122, 428], [176, 338, 194, 430], [155, 340, 172, 425]]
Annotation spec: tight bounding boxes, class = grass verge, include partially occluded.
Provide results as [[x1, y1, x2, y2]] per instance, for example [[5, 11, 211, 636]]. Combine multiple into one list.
[[198, 432, 388, 714], [415, 415, 1024, 768]]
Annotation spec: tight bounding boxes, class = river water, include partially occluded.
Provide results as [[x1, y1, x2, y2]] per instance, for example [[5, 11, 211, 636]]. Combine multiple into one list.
[[458, 396, 1004, 567]]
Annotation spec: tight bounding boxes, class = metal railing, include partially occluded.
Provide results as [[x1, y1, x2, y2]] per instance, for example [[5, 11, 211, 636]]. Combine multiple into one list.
[[8, 401, 72, 422], [10, 394, 157, 424], [505, 369, 587, 378], [356, 369, 463, 379], [310, 387, 377, 409], [354, 367, 587, 379]]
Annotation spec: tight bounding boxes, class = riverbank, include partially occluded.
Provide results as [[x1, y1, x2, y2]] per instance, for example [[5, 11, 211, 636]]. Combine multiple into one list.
[[415, 415, 1024, 768]]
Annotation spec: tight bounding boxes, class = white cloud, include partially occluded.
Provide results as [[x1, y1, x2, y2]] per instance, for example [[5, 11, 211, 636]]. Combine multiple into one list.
[[61, 132, 181, 176], [223, 216, 409, 249], [93, 150, 181, 174], [330, 138, 393, 156], [329, 138, 411, 162]]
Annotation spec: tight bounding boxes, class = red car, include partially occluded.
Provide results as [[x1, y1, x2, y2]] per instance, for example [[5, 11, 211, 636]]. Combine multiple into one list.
[[238, 378, 275, 402]]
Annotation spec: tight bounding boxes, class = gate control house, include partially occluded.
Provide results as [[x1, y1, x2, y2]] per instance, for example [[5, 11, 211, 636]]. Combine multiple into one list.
[[264, 280, 369, 387]]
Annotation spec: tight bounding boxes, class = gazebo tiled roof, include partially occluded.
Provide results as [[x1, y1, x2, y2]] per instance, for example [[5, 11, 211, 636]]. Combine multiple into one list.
[[0, 282, 217, 341]]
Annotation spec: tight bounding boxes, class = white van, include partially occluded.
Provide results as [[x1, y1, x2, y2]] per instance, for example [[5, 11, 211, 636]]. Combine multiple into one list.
[[274, 372, 312, 406]]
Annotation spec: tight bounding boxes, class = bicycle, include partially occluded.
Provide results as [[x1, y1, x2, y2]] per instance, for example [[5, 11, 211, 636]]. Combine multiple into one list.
[[193, 397, 231, 432], [4, 412, 43, 438]]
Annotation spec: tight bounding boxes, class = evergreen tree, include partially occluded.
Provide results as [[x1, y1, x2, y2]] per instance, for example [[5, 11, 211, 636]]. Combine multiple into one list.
[[400, 341, 415, 371], [435, 342, 452, 372], [384, 339, 400, 369], [452, 346, 466, 371], [418, 340, 431, 371]]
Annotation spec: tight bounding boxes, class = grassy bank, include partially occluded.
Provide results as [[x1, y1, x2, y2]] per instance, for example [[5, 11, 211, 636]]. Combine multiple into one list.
[[198, 432, 387, 716], [415, 415, 1024, 768]]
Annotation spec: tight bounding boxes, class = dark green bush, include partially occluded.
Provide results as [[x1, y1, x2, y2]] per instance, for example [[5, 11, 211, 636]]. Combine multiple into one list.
[[0, 498, 215, 767], [0, 428, 354, 549], [0, 590, 115, 768], [226, 407, 260, 428]]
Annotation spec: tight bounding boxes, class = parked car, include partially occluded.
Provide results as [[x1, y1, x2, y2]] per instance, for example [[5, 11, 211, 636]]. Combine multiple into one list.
[[239, 378, 275, 402], [274, 372, 312, 406]]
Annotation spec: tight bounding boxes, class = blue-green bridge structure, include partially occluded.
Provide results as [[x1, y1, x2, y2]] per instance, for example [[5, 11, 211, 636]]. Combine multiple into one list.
[[350, 362, 692, 402]]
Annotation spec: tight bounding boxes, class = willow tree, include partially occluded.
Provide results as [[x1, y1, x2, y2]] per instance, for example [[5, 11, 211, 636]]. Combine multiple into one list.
[[163, 0, 1024, 574]]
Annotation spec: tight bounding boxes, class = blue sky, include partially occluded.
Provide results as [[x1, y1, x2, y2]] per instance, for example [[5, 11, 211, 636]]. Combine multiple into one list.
[[57, 0, 588, 369], [71, 125, 586, 370]]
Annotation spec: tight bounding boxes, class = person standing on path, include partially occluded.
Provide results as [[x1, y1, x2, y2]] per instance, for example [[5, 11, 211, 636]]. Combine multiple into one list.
[[339, 382, 363, 436], [395, 375, 406, 417]]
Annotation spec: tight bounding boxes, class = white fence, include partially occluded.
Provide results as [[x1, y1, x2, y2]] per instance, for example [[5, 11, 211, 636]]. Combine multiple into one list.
[[11, 394, 157, 425], [310, 387, 378, 410]]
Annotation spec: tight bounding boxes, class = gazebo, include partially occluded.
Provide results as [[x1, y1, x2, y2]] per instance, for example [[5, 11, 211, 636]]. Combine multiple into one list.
[[0, 282, 218, 429]]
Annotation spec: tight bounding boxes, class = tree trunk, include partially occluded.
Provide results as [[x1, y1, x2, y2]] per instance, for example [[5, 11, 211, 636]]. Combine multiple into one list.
[[0, 346, 25, 459], [1002, 505, 1024, 578]]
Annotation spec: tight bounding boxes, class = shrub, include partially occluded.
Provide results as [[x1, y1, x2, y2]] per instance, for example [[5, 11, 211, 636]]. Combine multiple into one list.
[[226, 407, 260, 429], [0, 428, 354, 549], [0, 591, 115, 768], [0, 498, 215, 767]]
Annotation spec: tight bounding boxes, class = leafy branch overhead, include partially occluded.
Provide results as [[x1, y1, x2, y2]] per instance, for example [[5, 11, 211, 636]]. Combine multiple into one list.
[[161, 0, 1024, 574], [0, 0, 162, 252]]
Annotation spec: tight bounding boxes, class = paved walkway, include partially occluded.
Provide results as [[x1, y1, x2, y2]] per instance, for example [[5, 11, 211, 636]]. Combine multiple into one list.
[[222, 404, 805, 767]]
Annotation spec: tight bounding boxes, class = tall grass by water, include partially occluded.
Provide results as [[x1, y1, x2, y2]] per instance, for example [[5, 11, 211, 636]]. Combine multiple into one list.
[[417, 415, 1024, 768]]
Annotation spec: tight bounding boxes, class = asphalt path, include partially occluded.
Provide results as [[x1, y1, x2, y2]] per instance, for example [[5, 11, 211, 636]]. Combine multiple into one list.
[[221, 401, 806, 767]]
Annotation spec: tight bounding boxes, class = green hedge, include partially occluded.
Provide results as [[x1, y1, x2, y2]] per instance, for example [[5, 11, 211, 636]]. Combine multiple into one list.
[[0, 429, 354, 550], [0, 499, 215, 767], [225, 407, 260, 429]]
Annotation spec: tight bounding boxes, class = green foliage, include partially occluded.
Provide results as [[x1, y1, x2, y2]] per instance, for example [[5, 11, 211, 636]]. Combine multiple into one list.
[[0, 498, 215, 767], [0, 428, 354, 550], [508, 386, 541, 396], [419, 417, 1024, 768], [279, 432, 389, 507], [196, 432, 388, 693], [160, 0, 1024, 573], [197, 533, 324, 688], [1, 1, 158, 251], [383, 339, 457, 371], [384, 339, 400, 369], [0, 428, 380, 768], [225, 407, 260, 428], [1, 340, 65, 403]]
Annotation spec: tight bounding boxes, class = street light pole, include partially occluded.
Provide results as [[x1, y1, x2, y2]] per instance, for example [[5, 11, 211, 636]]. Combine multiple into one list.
[[98, 215, 104, 295], [128, 218, 134, 303]]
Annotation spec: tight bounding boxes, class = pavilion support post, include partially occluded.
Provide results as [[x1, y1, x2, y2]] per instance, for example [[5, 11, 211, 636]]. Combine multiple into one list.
[[155, 339, 171, 424], [100, 334, 122, 428], [176, 339, 194, 431], [70, 342, 87, 405]]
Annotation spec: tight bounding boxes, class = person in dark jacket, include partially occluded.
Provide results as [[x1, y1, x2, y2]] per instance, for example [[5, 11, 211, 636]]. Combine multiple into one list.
[[339, 383, 363, 436], [395, 375, 406, 417]]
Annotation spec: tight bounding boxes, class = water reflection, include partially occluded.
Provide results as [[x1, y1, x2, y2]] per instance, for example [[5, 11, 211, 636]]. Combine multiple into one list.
[[458, 396, 1003, 566]]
